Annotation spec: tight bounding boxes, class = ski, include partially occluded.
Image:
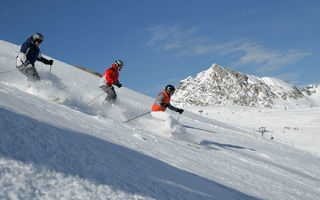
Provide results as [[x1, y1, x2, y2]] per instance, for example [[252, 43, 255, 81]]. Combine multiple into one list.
[[187, 143, 201, 149], [50, 97, 69, 103]]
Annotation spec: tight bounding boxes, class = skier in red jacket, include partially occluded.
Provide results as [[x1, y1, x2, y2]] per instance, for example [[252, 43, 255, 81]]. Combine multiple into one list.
[[99, 60, 123, 102]]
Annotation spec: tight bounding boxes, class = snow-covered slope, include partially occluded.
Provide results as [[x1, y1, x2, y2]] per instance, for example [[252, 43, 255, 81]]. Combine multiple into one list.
[[1, 40, 320, 200], [172, 64, 314, 108]]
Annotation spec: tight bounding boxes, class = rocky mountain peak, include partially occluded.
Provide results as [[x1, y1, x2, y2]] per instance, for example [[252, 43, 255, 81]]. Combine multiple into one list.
[[302, 84, 320, 96], [172, 64, 304, 108]]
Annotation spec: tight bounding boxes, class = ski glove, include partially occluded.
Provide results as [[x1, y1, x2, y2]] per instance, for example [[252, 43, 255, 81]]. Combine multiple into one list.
[[113, 82, 122, 88], [161, 103, 169, 108], [47, 59, 54, 65], [177, 108, 184, 114]]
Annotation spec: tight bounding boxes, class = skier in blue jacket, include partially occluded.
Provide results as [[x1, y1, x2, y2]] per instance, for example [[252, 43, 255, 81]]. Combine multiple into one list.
[[16, 33, 54, 82]]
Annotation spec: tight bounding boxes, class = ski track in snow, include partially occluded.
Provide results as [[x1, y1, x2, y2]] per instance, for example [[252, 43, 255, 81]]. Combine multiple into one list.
[[1, 39, 320, 200]]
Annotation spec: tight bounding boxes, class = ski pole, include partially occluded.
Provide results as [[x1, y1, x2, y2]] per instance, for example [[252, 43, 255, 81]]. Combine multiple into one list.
[[86, 92, 105, 105], [123, 111, 151, 123], [177, 114, 181, 122]]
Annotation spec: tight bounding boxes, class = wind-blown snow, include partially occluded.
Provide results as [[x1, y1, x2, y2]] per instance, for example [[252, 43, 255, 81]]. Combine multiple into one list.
[[1, 39, 320, 200]]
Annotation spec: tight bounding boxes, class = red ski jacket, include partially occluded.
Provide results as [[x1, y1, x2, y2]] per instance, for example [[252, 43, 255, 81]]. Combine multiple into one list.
[[103, 64, 119, 86]]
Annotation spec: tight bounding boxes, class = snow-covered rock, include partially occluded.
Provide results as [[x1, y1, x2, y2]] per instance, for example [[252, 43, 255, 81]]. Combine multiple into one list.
[[302, 84, 320, 97], [172, 64, 310, 108], [301, 84, 320, 106]]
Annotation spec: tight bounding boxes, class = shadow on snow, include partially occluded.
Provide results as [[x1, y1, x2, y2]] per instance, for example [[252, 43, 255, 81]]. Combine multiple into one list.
[[182, 124, 217, 134], [200, 140, 256, 151], [0, 107, 260, 200]]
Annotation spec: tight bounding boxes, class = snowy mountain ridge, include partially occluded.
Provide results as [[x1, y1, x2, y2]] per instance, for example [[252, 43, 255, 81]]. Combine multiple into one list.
[[302, 84, 320, 105], [172, 64, 317, 108]]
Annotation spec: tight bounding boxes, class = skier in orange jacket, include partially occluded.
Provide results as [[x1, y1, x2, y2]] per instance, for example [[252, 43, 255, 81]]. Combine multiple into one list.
[[151, 85, 184, 133]]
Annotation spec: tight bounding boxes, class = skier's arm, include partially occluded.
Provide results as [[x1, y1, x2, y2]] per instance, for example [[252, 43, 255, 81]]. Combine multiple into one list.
[[167, 104, 184, 114], [37, 57, 53, 65], [106, 69, 114, 86], [37, 52, 53, 65], [155, 93, 165, 106], [155, 93, 180, 112], [113, 82, 122, 88], [113, 71, 120, 85], [167, 104, 179, 112]]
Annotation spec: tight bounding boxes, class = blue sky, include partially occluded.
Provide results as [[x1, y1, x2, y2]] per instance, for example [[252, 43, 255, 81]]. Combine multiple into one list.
[[1, 0, 319, 97]]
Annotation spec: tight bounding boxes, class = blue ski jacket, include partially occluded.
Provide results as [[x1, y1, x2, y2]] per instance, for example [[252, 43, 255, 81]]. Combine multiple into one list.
[[19, 37, 51, 65]]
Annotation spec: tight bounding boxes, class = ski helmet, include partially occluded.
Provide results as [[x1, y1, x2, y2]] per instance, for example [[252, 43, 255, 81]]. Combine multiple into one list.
[[165, 85, 175, 93], [115, 60, 123, 67], [31, 33, 44, 43]]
